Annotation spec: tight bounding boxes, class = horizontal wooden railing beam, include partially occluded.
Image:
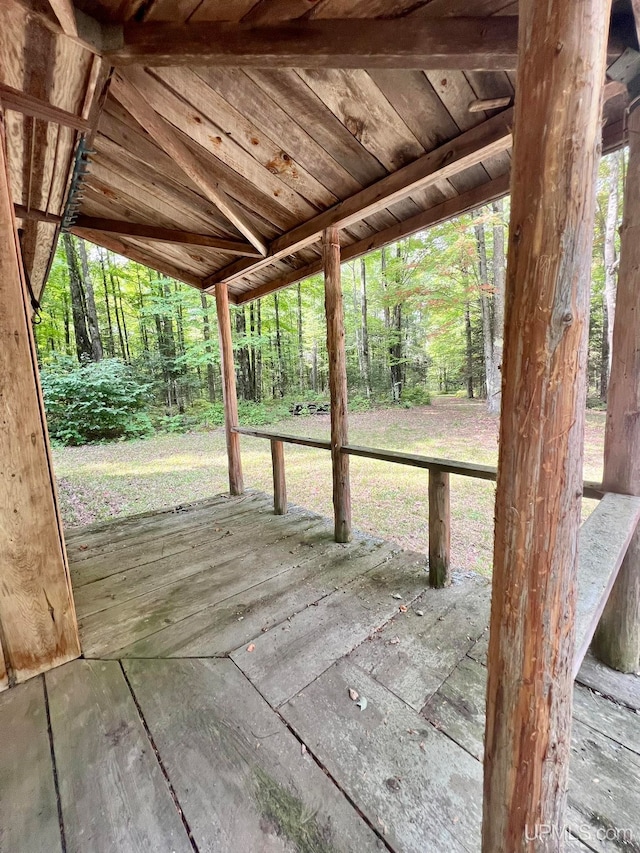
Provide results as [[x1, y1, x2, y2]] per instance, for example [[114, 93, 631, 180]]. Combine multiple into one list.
[[574, 492, 640, 676], [71, 215, 263, 256], [231, 428, 605, 499], [204, 109, 514, 291], [233, 426, 331, 451]]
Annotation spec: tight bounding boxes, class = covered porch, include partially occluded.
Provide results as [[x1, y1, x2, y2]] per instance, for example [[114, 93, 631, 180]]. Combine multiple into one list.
[[2, 492, 638, 852], [2, 0, 640, 850]]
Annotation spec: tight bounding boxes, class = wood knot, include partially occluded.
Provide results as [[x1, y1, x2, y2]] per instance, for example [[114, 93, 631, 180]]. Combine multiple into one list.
[[562, 312, 573, 325]]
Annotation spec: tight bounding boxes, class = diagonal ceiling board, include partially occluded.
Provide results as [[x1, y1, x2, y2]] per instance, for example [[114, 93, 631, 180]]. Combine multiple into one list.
[[110, 72, 269, 256], [203, 106, 514, 289], [233, 172, 511, 304]]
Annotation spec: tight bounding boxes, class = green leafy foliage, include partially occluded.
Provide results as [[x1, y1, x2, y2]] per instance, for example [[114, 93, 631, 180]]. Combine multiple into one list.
[[41, 357, 151, 445]]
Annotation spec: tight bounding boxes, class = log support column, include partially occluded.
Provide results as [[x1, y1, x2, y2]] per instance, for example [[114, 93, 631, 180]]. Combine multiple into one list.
[[0, 110, 80, 688], [592, 104, 640, 673], [215, 282, 243, 496], [323, 227, 351, 543], [482, 2, 610, 850]]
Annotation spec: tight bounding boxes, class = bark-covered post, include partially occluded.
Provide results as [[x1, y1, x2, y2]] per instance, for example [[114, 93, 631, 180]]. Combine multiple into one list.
[[215, 282, 243, 496], [323, 227, 351, 543], [270, 439, 287, 515], [592, 106, 640, 673], [428, 468, 450, 588], [0, 110, 80, 687], [482, 2, 611, 850]]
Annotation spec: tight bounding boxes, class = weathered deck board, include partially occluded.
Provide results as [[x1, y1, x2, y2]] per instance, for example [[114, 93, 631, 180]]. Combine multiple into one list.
[[577, 652, 640, 711], [46, 659, 192, 853], [41, 494, 640, 853], [232, 549, 428, 707], [349, 572, 491, 711], [282, 658, 483, 852], [124, 657, 385, 852], [117, 538, 399, 659], [74, 509, 315, 617], [69, 493, 268, 575], [0, 676, 62, 853], [79, 515, 331, 657], [422, 656, 640, 851]]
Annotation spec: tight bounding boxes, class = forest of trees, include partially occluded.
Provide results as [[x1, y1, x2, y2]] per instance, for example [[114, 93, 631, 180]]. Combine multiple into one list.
[[34, 152, 624, 444]]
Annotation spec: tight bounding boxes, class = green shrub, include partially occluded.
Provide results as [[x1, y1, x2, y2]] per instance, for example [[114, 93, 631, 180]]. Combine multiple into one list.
[[402, 386, 432, 406], [349, 395, 373, 412], [40, 358, 150, 445]]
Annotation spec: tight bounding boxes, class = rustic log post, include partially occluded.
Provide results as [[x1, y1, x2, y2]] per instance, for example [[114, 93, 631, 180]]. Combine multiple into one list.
[[215, 282, 243, 496], [323, 227, 351, 543], [592, 105, 640, 673], [270, 439, 287, 515], [482, 2, 610, 850], [428, 468, 450, 588], [0, 110, 80, 687]]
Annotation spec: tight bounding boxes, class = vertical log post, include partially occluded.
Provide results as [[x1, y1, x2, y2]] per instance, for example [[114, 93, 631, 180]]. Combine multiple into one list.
[[270, 439, 287, 515], [592, 105, 640, 673], [428, 468, 450, 588], [215, 282, 243, 496], [323, 227, 351, 543], [482, 2, 610, 850], [0, 110, 80, 687]]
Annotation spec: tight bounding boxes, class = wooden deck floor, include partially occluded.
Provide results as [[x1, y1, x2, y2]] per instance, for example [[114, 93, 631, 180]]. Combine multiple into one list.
[[1, 492, 639, 852]]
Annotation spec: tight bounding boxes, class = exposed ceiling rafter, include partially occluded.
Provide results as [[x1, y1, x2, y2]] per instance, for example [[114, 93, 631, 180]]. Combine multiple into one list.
[[110, 72, 269, 257]]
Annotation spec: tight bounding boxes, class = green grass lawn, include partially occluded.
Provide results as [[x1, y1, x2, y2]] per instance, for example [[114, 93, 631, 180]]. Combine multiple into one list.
[[53, 396, 606, 576]]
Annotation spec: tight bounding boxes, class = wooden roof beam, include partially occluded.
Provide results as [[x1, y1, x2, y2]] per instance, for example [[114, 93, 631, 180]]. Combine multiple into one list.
[[233, 173, 511, 305], [0, 83, 90, 132], [106, 18, 521, 70], [204, 107, 514, 291], [110, 73, 268, 257], [67, 226, 205, 288], [71, 216, 264, 256], [47, 0, 77, 36], [104, 18, 627, 70]]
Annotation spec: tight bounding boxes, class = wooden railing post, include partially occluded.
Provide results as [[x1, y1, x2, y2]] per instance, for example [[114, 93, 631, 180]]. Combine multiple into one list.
[[270, 439, 287, 515], [214, 282, 243, 496], [482, 1, 610, 850], [592, 104, 640, 674], [428, 468, 450, 588], [323, 227, 351, 543]]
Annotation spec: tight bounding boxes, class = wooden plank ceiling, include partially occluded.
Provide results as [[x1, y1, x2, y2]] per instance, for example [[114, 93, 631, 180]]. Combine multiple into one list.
[[1, 0, 632, 303]]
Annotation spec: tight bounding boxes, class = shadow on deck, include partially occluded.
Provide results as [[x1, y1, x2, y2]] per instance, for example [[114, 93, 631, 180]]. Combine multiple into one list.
[[1, 492, 639, 852]]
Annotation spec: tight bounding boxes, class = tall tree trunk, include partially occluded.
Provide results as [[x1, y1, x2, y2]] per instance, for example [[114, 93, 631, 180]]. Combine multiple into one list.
[[256, 299, 262, 402], [62, 290, 71, 355], [117, 271, 131, 364], [360, 257, 371, 398], [108, 254, 127, 361], [235, 305, 251, 401], [135, 266, 149, 353], [274, 292, 285, 397], [600, 293, 609, 400], [603, 150, 621, 391], [475, 212, 493, 403], [98, 249, 115, 358], [464, 300, 474, 399], [77, 238, 103, 361], [491, 199, 506, 414], [297, 283, 305, 392], [62, 232, 93, 362], [200, 292, 216, 403]]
